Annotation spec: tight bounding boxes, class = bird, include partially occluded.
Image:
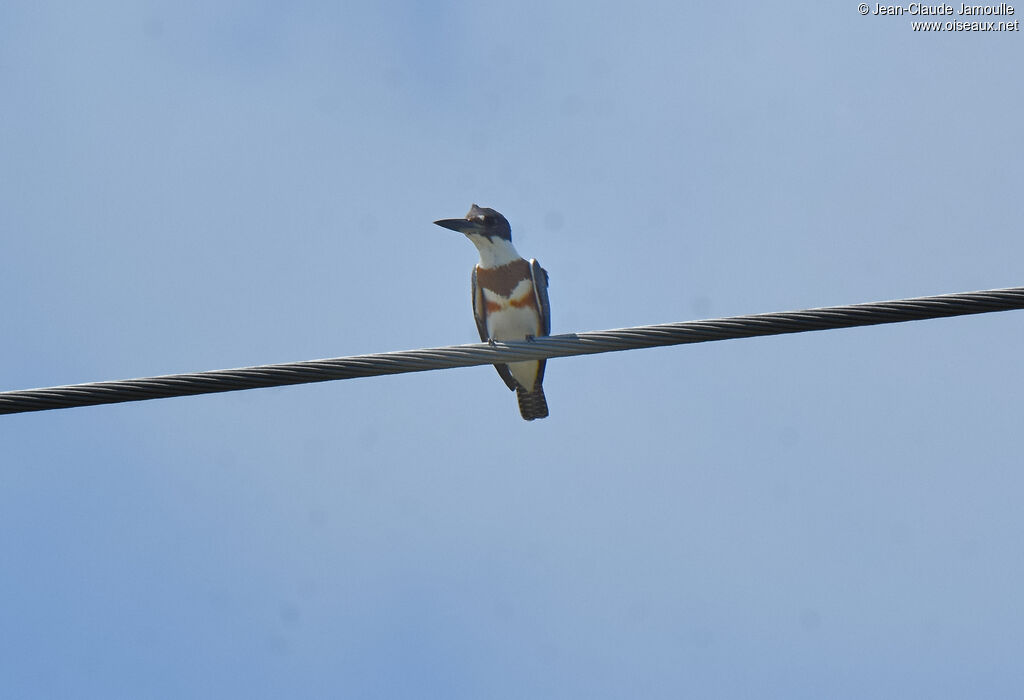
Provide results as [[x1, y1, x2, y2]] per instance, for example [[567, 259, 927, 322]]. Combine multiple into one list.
[[434, 204, 551, 421]]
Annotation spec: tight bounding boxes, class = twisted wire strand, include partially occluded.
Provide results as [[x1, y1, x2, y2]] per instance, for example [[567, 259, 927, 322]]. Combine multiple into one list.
[[2, 286, 1022, 415]]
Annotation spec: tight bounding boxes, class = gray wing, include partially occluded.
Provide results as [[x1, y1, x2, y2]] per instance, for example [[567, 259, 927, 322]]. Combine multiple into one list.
[[529, 260, 551, 336], [473, 267, 519, 392], [529, 260, 550, 388]]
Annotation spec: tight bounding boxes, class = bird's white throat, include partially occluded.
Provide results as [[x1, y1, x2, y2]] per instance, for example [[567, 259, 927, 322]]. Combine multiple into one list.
[[467, 234, 522, 268]]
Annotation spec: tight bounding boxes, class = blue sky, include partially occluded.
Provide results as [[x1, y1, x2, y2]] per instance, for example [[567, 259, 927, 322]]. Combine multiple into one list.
[[2, 2, 1022, 697]]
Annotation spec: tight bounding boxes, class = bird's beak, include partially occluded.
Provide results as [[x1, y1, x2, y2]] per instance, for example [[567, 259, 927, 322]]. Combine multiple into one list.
[[434, 218, 482, 235]]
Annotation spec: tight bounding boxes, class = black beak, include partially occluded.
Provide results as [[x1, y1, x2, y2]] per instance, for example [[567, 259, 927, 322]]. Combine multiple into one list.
[[434, 218, 482, 235]]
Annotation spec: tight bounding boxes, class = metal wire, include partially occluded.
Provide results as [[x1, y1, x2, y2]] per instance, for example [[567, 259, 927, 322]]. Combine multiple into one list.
[[2, 286, 1022, 415]]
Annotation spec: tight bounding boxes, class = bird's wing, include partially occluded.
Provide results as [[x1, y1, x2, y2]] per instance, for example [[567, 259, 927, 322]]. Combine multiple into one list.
[[530, 260, 551, 336], [471, 266, 490, 343], [473, 266, 519, 392], [529, 259, 550, 389]]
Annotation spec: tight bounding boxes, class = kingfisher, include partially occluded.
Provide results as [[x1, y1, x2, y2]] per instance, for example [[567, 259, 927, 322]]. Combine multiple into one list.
[[434, 204, 551, 421]]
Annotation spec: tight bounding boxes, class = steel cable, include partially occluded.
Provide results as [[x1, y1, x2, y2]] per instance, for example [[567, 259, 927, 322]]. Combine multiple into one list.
[[2, 286, 1022, 415]]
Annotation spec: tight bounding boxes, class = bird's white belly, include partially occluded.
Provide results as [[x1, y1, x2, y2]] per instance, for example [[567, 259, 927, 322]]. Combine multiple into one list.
[[485, 293, 542, 390], [486, 305, 541, 341]]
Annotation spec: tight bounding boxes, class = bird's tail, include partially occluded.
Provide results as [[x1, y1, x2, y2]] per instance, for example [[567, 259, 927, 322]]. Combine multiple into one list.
[[516, 385, 549, 421]]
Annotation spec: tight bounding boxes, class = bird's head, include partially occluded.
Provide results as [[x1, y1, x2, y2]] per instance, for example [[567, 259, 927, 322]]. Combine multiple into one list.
[[434, 204, 512, 242]]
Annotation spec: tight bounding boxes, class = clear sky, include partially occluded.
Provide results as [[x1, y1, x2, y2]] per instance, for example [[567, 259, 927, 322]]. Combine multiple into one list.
[[2, 2, 1022, 697]]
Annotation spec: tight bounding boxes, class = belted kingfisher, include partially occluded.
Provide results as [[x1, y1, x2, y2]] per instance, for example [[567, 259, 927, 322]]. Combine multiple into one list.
[[434, 205, 551, 421]]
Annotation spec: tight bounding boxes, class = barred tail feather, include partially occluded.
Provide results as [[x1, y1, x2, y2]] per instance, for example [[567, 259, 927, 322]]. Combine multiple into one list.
[[516, 386, 549, 421]]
